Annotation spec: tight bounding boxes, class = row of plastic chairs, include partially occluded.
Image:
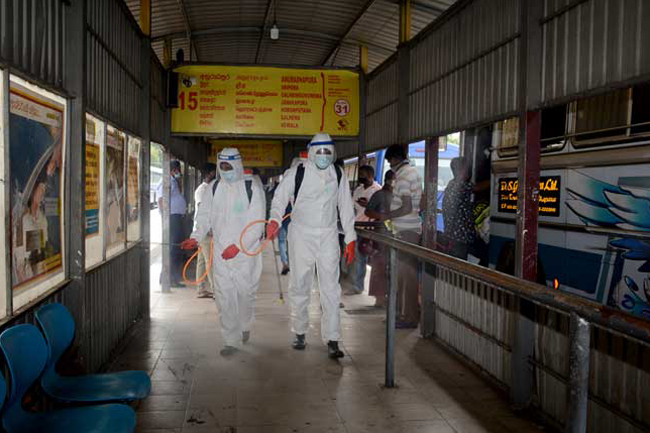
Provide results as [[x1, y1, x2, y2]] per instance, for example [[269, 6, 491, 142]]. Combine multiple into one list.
[[0, 303, 151, 432]]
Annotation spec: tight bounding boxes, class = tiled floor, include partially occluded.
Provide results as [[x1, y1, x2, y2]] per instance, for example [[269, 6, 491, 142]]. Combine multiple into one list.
[[116, 249, 546, 433]]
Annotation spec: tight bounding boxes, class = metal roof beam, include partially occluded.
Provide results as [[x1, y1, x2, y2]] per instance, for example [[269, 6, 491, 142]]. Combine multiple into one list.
[[176, 0, 199, 61], [321, 0, 378, 66], [254, 0, 274, 63]]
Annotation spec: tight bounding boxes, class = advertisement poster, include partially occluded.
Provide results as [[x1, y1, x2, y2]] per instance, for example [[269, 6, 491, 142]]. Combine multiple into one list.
[[126, 137, 141, 242], [9, 84, 64, 289], [171, 65, 359, 136], [498, 176, 561, 217], [106, 126, 125, 254], [209, 139, 282, 167], [85, 116, 101, 237]]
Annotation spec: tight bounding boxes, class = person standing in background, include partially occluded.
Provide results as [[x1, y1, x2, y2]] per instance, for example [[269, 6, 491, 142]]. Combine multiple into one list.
[[157, 160, 187, 287], [441, 157, 475, 260], [345, 165, 381, 295], [384, 145, 423, 329], [193, 163, 217, 298], [364, 170, 395, 307]]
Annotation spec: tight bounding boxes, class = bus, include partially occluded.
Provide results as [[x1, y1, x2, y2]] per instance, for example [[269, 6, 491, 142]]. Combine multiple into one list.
[[489, 83, 650, 319]]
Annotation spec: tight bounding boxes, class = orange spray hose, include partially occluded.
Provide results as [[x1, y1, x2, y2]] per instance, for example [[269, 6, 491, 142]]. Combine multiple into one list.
[[182, 214, 290, 285]]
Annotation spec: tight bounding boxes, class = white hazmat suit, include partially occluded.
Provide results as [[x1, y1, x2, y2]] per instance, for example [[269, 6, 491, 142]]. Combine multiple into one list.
[[191, 148, 266, 348], [270, 134, 356, 345]]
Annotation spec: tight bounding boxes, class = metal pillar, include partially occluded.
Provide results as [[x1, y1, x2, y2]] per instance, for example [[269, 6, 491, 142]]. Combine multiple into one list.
[[358, 62, 367, 163], [399, 0, 411, 44], [420, 136, 439, 338], [385, 246, 398, 388], [566, 313, 591, 433], [163, 39, 172, 68], [161, 150, 171, 293], [140, 0, 152, 317], [64, 0, 88, 367], [1, 61, 12, 318], [511, 0, 543, 409], [359, 45, 368, 75]]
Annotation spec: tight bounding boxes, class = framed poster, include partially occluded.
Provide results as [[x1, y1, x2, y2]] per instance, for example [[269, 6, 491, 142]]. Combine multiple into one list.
[[8, 76, 66, 309], [126, 136, 141, 243], [85, 114, 105, 267], [105, 125, 126, 258]]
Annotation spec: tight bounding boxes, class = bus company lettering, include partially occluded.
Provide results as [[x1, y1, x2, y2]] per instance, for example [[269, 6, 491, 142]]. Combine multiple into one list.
[[498, 176, 561, 217]]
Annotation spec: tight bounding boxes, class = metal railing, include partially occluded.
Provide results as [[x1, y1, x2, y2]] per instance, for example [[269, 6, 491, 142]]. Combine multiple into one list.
[[357, 227, 650, 433]]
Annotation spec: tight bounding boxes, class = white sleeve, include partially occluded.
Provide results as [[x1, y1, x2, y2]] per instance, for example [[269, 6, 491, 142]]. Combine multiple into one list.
[[191, 184, 213, 241], [241, 182, 267, 252], [270, 167, 297, 224], [337, 171, 357, 244]]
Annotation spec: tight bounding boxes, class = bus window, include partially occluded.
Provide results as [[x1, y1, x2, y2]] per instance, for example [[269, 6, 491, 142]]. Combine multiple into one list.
[[495, 105, 567, 156], [573, 88, 630, 145]]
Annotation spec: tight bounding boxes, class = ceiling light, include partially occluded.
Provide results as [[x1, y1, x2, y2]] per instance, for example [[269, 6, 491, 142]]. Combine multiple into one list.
[[270, 23, 279, 40]]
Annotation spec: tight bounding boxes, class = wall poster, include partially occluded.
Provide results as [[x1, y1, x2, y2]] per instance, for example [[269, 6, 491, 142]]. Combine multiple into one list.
[[105, 125, 126, 257], [85, 114, 105, 267], [8, 77, 66, 306], [126, 136, 141, 243]]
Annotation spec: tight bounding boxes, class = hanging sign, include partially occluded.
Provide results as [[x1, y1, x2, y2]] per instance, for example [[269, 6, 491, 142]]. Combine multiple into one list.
[[209, 140, 283, 168], [498, 176, 562, 217], [171, 65, 359, 137]]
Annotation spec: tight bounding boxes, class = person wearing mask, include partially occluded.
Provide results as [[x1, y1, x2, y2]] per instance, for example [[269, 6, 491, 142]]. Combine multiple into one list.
[[157, 160, 187, 287], [345, 165, 381, 295], [364, 170, 396, 307], [384, 145, 423, 329], [442, 157, 475, 260], [181, 148, 266, 356], [193, 163, 217, 298], [277, 153, 307, 275], [267, 133, 356, 359]]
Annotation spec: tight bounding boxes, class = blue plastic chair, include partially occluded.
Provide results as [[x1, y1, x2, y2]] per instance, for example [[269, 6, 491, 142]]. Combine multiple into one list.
[[35, 303, 151, 403], [0, 324, 136, 433]]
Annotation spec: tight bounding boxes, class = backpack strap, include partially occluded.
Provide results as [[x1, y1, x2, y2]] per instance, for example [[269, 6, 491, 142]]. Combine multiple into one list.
[[212, 179, 253, 204], [293, 163, 342, 203], [245, 180, 253, 203]]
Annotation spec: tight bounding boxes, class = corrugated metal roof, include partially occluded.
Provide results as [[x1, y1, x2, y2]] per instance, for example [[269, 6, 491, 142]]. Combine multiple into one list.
[[124, 0, 456, 71]]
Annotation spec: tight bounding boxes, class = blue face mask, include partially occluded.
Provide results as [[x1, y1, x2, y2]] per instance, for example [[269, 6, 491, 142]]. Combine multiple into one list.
[[221, 171, 236, 182], [314, 154, 334, 170], [173, 171, 181, 179]]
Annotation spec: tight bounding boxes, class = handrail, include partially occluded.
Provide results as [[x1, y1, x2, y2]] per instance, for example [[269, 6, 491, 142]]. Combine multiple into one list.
[[356, 228, 650, 346]]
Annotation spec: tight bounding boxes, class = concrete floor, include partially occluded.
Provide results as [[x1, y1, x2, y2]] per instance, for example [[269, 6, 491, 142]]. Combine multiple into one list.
[[115, 247, 546, 433]]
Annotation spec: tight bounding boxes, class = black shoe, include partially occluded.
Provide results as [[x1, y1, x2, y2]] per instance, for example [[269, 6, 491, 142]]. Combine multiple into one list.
[[281, 266, 290, 275], [220, 346, 238, 357], [327, 341, 344, 359], [292, 334, 306, 350]]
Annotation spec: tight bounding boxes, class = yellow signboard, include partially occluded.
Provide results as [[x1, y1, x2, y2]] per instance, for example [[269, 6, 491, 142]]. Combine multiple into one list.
[[171, 65, 359, 137], [209, 140, 283, 168]]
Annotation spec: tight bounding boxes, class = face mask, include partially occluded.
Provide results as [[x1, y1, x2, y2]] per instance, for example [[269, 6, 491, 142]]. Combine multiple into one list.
[[314, 154, 333, 170], [221, 171, 236, 182], [173, 172, 181, 179]]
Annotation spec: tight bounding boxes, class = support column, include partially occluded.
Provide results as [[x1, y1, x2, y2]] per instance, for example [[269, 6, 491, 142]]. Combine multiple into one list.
[[399, 0, 411, 44], [359, 45, 368, 75], [139, 0, 152, 318], [420, 136, 439, 337], [163, 38, 172, 69], [161, 150, 171, 293], [511, 0, 543, 409], [64, 0, 88, 367], [358, 46, 367, 162], [566, 313, 591, 433], [397, 45, 410, 147]]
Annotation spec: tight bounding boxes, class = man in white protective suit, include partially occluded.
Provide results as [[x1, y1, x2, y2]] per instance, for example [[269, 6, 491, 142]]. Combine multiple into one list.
[[267, 133, 356, 359], [181, 148, 266, 357]]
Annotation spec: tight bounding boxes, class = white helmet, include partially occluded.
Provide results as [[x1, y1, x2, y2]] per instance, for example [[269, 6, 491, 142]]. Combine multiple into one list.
[[307, 133, 336, 170], [217, 147, 244, 182]]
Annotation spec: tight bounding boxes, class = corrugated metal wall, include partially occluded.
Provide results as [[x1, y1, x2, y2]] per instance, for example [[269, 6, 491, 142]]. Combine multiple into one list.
[[365, 58, 399, 151], [408, 0, 520, 140], [0, 0, 65, 88], [540, 0, 650, 106], [86, 0, 144, 135], [150, 56, 166, 144]]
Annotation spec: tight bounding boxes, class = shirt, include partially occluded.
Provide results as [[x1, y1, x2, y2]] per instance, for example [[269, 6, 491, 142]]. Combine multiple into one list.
[[390, 161, 422, 233], [352, 181, 381, 222], [194, 182, 211, 219], [366, 189, 392, 215], [156, 176, 187, 215], [442, 178, 475, 243]]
